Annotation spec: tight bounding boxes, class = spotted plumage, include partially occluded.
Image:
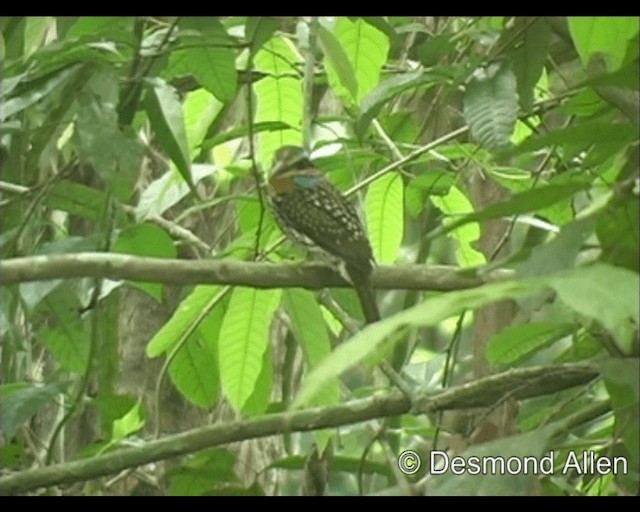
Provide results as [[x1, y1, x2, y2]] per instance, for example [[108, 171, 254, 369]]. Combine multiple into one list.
[[269, 146, 379, 323]]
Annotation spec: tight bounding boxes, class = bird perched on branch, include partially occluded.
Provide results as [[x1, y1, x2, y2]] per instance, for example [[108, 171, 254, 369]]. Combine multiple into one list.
[[268, 145, 380, 324]]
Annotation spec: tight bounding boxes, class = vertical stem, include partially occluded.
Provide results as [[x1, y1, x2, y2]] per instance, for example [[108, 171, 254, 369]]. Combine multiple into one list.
[[302, 17, 319, 151]]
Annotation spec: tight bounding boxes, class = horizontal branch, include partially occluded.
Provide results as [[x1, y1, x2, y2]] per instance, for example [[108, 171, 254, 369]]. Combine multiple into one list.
[[0, 363, 599, 495], [0, 252, 511, 290]]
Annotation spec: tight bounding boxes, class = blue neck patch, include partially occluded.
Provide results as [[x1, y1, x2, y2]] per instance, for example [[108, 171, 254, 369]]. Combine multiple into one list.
[[293, 174, 323, 188]]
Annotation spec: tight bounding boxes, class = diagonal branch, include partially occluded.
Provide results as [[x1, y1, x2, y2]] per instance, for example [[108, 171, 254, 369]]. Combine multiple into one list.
[[0, 362, 600, 495], [0, 252, 512, 290]]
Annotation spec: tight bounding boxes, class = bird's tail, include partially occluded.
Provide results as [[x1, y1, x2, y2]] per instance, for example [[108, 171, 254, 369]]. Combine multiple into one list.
[[347, 265, 380, 324]]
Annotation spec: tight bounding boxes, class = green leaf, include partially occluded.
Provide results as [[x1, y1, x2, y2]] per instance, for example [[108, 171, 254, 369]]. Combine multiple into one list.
[[65, 17, 132, 40], [146, 285, 223, 357], [74, 90, 143, 202], [596, 199, 639, 271], [23, 17, 50, 57], [515, 217, 596, 278], [183, 88, 224, 158], [200, 121, 292, 152], [430, 186, 485, 268], [241, 342, 272, 416], [20, 237, 97, 310], [0, 382, 69, 439], [169, 334, 219, 409], [365, 173, 404, 264], [111, 401, 145, 442], [510, 18, 551, 112], [318, 25, 358, 103], [46, 180, 111, 222], [283, 289, 339, 406], [514, 120, 638, 155], [356, 70, 438, 137], [323, 17, 389, 107], [253, 36, 303, 167], [464, 61, 519, 152], [599, 359, 639, 476], [3, 63, 84, 119], [168, 45, 237, 104], [113, 223, 177, 301], [168, 448, 238, 496], [552, 264, 639, 354], [145, 77, 193, 190], [218, 288, 281, 411], [487, 322, 575, 366], [136, 164, 215, 221], [568, 17, 639, 72], [245, 17, 280, 56], [436, 182, 589, 240]]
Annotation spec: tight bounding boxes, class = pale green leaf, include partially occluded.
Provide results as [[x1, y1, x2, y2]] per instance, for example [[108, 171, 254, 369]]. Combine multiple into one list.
[[284, 289, 339, 406], [365, 173, 404, 264], [568, 17, 639, 72], [318, 25, 358, 103], [183, 88, 224, 158], [146, 285, 222, 357], [111, 402, 145, 441], [253, 36, 303, 167], [324, 17, 390, 107], [219, 288, 281, 411], [431, 186, 485, 268], [169, 334, 219, 408], [136, 164, 216, 221], [169, 46, 237, 103]]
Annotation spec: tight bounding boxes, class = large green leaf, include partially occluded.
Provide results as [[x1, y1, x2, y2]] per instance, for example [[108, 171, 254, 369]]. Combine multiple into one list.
[[144, 77, 193, 190], [136, 164, 215, 221], [553, 265, 639, 354], [318, 25, 358, 103], [323, 17, 390, 108], [168, 45, 237, 104], [365, 173, 404, 264], [169, 334, 219, 409], [74, 90, 143, 202], [146, 285, 223, 357], [510, 18, 551, 112], [0, 382, 70, 439], [430, 186, 485, 268], [568, 17, 639, 72], [253, 36, 303, 167], [464, 61, 519, 153], [283, 289, 339, 407], [218, 288, 281, 411]]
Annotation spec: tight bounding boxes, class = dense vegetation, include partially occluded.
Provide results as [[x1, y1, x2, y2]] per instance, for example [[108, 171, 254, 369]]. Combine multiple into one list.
[[0, 16, 638, 496]]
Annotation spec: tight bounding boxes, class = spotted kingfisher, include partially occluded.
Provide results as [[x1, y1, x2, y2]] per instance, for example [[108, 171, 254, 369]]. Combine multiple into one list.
[[268, 145, 380, 323]]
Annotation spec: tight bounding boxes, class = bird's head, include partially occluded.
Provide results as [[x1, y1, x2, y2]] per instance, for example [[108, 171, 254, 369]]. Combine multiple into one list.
[[269, 145, 324, 193]]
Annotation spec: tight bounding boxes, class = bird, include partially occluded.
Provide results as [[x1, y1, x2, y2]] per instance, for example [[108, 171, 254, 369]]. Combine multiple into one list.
[[268, 145, 380, 324]]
